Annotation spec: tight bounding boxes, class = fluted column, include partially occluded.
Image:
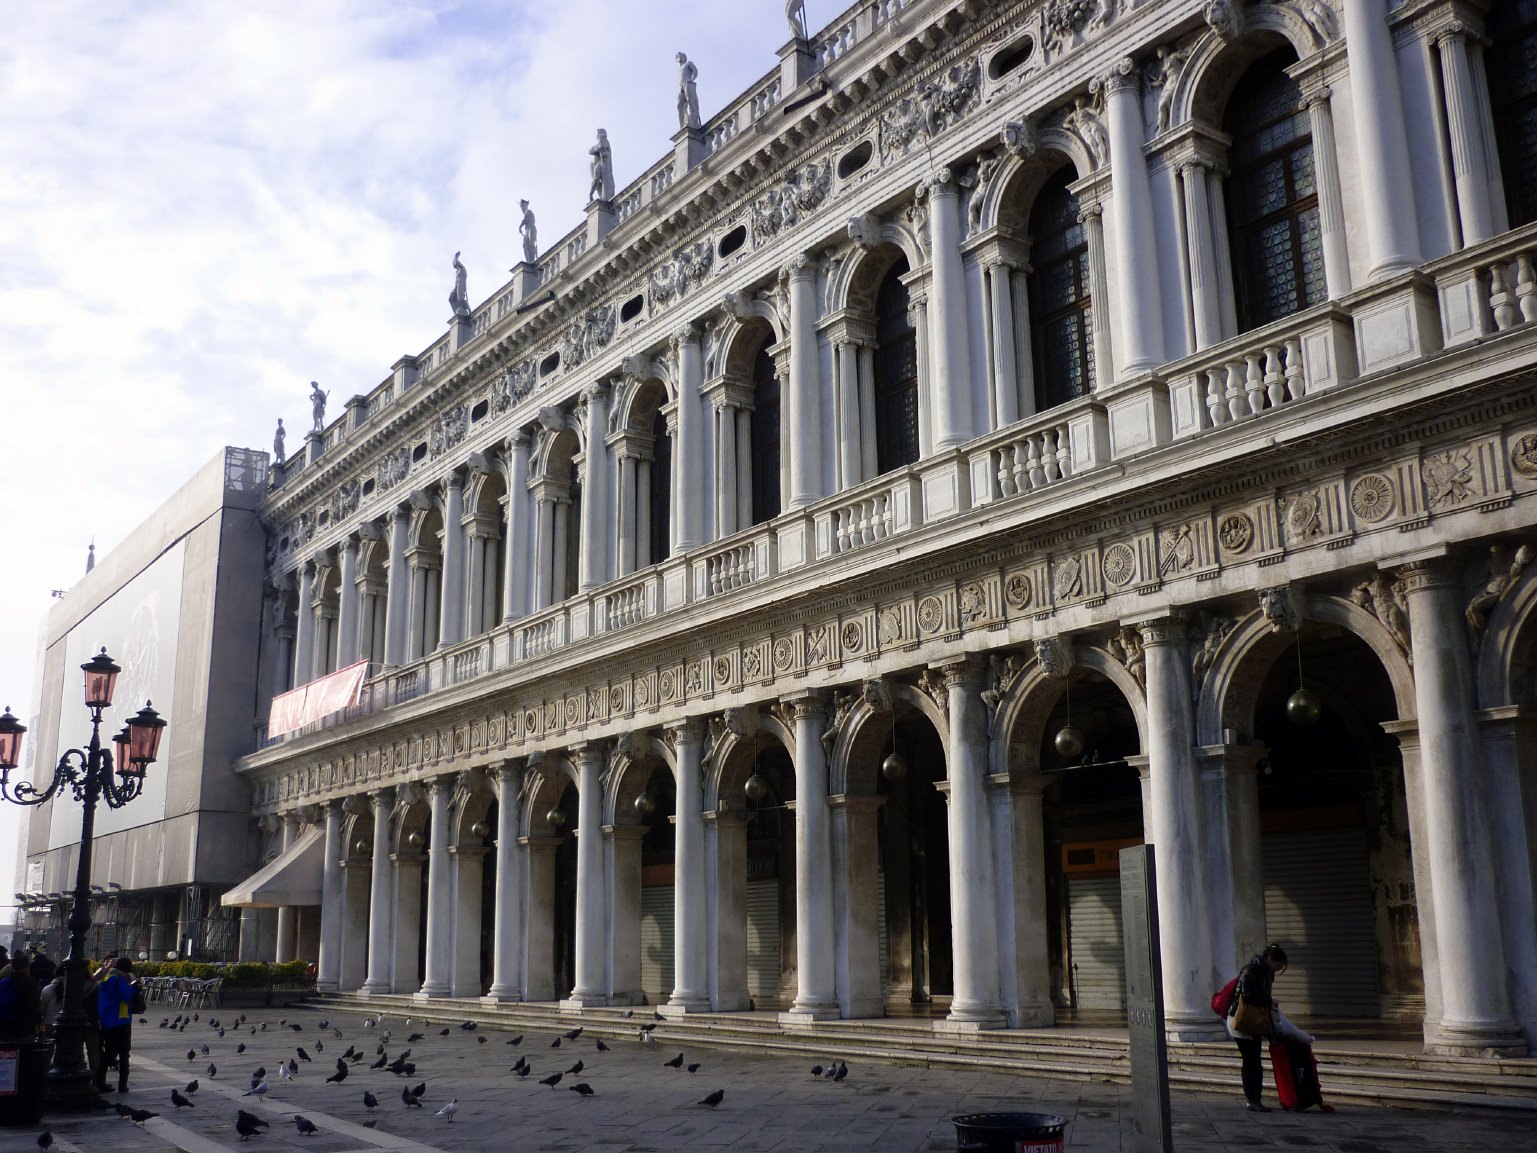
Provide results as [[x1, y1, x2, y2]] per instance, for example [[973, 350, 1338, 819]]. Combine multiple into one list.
[[715, 399, 740, 536], [292, 563, 316, 687], [531, 488, 555, 610], [674, 329, 705, 549], [1080, 203, 1116, 391], [1436, 25, 1495, 246], [784, 693, 837, 1019], [1103, 60, 1165, 374], [836, 340, 862, 487], [785, 257, 823, 509], [1397, 559, 1525, 1054], [937, 659, 1005, 1028], [579, 385, 612, 589], [336, 537, 359, 668], [437, 473, 466, 649], [1140, 616, 1222, 1040], [666, 722, 711, 1012], [383, 508, 410, 666], [987, 260, 1020, 427], [316, 801, 344, 992], [274, 813, 300, 964], [616, 451, 638, 576], [1343, 0, 1423, 278], [1304, 90, 1353, 298], [485, 763, 525, 1001], [925, 169, 976, 449], [361, 789, 396, 994], [501, 432, 532, 622], [567, 743, 608, 1004], [1181, 162, 1224, 351], [416, 777, 453, 997]]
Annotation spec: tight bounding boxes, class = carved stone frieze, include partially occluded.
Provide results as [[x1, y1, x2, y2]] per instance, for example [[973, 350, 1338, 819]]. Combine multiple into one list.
[[1189, 611, 1236, 699], [1466, 542, 1534, 648], [752, 159, 833, 247], [561, 304, 616, 369], [1109, 626, 1147, 694], [649, 240, 715, 310], [1350, 573, 1411, 660], [428, 404, 469, 460], [878, 57, 981, 162]]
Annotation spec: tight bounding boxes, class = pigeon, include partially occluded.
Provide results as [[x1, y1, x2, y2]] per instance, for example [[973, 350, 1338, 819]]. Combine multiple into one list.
[[187, 1049, 197, 1061], [402, 1086, 422, 1108], [325, 1065, 348, 1084], [513, 1063, 531, 1078], [129, 1108, 159, 1124], [160, 1019, 170, 1029], [435, 1099, 459, 1123], [235, 1114, 264, 1141], [639, 1030, 658, 1044], [550, 1037, 561, 1048], [335, 1057, 348, 1073], [342, 1045, 356, 1059], [822, 1062, 838, 1079], [698, 1089, 725, 1108], [171, 1089, 195, 1110], [568, 1082, 595, 1096], [207, 1064, 218, 1079], [113, 1103, 134, 1117], [409, 1081, 426, 1100], [296, 1047, 311, 1062], [438, 1028, 450, 1037], [538, 1072, 563, 1087], [398, 1048, 413, 1061], [833, 1061, 849, 1083], [369, 1054, 387, 1070], [237, 1109, 269, 1130], [185, 1079, 199, 1094], [318, 1019, 329, 1029], [289, 1023, 302, 1032], [362, 1121, 378, 1130], [811, 1065, 824, 1077], [37, 1133, 54, 1151], [200, 1044, 210, 1056], [664, 1053, 684, 1069], [407, 1033, 424, 1043], [654, 1010, 665, 1021], [314, 1041, 323, 1053], [621, 1009, 635, 1018], [460, 1020, 476, 1031], [595, 1039, 610, 1052], [687, 1063, 701, 1074], [476, 1035, 487, 1044], [639, 1022, 658, 1033], [333, 1028, 343, 1039], [236, 1043, 246, 1054], [294, 1116, 318, 1136], [565, 1060, 584, 1075], [506, 1035, 523, 1046], [563, 1027, 583, 1041], [363, 1091, 378, 1110], [244, 1077, 268, 1099]]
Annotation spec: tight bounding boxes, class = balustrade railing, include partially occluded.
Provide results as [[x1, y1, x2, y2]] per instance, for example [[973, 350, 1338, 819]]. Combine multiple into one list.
[[602, 579, 648, 631], [1434, 221, 1537, 348], [519, 614, 563, 660]]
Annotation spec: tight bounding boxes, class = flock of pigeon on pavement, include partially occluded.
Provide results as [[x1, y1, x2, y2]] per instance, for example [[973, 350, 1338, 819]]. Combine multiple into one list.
[[31, 1005, 854, 1146]]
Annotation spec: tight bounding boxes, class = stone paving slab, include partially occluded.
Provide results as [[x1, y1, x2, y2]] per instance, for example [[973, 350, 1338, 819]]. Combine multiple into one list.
[[3, 1005, 1533, 1152]]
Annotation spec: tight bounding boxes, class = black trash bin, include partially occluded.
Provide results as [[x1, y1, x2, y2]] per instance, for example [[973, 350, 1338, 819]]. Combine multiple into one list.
[[0, 1039, 51, 1126], [952, 1111, 1069, 1153]]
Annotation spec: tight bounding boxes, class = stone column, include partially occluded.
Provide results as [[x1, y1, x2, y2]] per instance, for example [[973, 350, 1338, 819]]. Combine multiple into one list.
[[1476, 709, 1537, 1049], [608, 824, 647, 1005], [340, 858, 371, 991], [383, 508, 410, 666], [579, 384, 612, 589], [1140, 617, 1222, 1040], [936, 659, 1005, 1029], [858, 346, 878, 477], [437, 473, 466, 649], [336, 537, 359, 668], [836, 339, 862, 488], [531, 489, 556, 610], [736, 408, 753, 528], [390, 849, 424, 994], [465, 527, 487, 638], [1080, 203, 1116, 391], [502, 432, 532, 622], [785, 257, 823, 509], [1304, 90, 1353, 299], [1436, 25, 1495, 246], [830, 794, 885, 1018], [361, 789, 395, 994], [1342, 0, 1423, 278], [665, 721, 711, 1013], [673, 330, 705, 550], [316, 801, 344, 992], [450, 843, 487, 997], [615, 451, 638, 576], [569, 744, 608, 1006], [274, 813, 300, 964], [1102, 60, 1164, 375], [705, 810, 751, 1011], [1397, 559, 1524, 1054], [991, 773, 1053, 1027], [1181, 162, 1224, 351], [292, 564, 315, 687], [1200, 743, 1266, 972], [417, 777, 453, 997], [925, 169, 976, 449], [783, 693, 837, 1020], [715, 398, 740, 537], [521, 835, 561, 1001], [486, 763, 525, 1002], [987, 260, 1021, 428]]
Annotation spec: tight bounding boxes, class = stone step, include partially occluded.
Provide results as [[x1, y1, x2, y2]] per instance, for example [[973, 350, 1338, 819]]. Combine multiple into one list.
[[305, 993, 1537, 1113]]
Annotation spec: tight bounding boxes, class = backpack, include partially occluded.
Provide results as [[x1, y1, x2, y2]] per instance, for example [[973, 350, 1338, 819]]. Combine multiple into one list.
[[1211, 975, 1239, 1017]]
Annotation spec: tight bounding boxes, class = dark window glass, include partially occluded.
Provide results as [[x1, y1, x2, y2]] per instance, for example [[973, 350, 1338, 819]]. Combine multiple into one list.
[[873, 258, 920, 474], [564, 460, 581, 601], [649, 409, 671, 564], [1225, 49, 1325, 330], [1028, 166, 1094, 410], [1487, 0, 1537, 227], [750, 347, 781, 525]]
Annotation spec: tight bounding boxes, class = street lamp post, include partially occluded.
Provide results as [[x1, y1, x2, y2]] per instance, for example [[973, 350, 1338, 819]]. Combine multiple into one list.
[[0, 648, 166, 1113]]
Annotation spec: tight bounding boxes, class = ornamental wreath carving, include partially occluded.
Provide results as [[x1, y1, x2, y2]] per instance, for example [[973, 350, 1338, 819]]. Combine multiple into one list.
[[650, 240, 715, 309]]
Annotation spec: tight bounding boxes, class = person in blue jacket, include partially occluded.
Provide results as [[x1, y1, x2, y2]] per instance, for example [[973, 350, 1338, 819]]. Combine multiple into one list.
[[97, 956, 137, 1093]]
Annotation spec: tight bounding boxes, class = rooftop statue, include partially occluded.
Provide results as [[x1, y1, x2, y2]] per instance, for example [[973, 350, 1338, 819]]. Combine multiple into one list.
[[589, 129, 614, 203], [677, 53, 701, 130], [449, 251, 471, 317], [519, 200, 538, 265], [273, 418, 286, 465], [786, 0, 808, 41], [309, 382, 328, 432]]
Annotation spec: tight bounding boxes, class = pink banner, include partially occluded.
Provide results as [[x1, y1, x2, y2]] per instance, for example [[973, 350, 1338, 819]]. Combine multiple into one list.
[[267, 661, 368, 738]]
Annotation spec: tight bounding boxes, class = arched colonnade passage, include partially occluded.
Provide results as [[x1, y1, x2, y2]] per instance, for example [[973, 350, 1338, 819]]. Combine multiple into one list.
[[296, 566, 1537, 1055]]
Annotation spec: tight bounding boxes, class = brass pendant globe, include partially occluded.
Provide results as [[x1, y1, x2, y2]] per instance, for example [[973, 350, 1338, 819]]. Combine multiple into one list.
[[881, 752, 907, 781], [406, 830, 424, 849], [634, 792, 656, 816], [470, 820, 490, 838], [1054, 723, 1085, 760], [744, 773, 769, 801], [1286, 686, 1323, 726], [546, 806, 568, 830]]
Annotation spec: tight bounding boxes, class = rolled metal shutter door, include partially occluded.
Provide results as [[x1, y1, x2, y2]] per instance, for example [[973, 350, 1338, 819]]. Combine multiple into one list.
[[1068, 874, 1126, 1010], [640, 885, 675, 1004]]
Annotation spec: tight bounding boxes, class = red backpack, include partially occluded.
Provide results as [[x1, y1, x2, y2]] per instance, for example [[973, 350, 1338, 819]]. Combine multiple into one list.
[[1211, 975, 1239, 1017]]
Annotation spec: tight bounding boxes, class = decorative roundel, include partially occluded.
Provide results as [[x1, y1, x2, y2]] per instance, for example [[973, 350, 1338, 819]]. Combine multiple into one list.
[[959, 582, 986, 620], [1102, 543, 1136, 588], [1512, 431, 1537, 477], [1004, 573, 1033, 609], [841, 621, 864, 653], [659, 669, 676, 701], [523, 709, 538, 732], [713, 655, 732, 683], [635, 680, 650, 707], [1284, 490, 1321, 538], [1217, 512, 1255, 554], [742, 649, 762, 678], [610, 685, 626, 712], [917, 595, 945, 633], [773, 637, 795, 671], [565, 697, 579, 724], [1349, 473, 1396, 523]]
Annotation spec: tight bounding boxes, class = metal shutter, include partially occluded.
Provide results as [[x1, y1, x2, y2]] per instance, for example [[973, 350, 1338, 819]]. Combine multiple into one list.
[[1068, 874, 1126, 1010], [878, 870, 889, 988], [640, 885, 674, 1004], [1262, 828, 1380, 1017], [745, 880, 779, 1000]]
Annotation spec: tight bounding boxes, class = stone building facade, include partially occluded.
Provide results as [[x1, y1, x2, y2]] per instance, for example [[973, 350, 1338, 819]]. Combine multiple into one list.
[[236, 0, 1537, 1055]]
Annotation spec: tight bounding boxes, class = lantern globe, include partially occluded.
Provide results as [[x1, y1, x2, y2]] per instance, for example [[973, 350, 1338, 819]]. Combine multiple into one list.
[[0, 707, 26, 770], [82, 649, 121, 709]]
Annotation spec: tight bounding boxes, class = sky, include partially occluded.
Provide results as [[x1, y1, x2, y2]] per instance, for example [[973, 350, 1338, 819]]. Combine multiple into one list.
[[0, 0, 819, 921]]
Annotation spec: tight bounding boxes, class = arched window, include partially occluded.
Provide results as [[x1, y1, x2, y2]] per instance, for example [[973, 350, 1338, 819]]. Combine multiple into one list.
[[750, 347, 781, 525], [1487, 0, 1537, 227], [649, 408, 671, 564], [873, 258, 919, 474], [1028, 166, 1093, 410], [1224, 49, 1325, 331]]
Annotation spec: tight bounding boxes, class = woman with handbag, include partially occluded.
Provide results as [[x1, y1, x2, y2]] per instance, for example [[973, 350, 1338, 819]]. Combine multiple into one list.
[[1227, 943, 1288, 1112], [97, 956, 139, 1093]]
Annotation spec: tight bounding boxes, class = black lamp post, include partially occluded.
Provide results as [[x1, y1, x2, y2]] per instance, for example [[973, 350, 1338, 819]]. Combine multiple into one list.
[[0, 648, 166, 1112]]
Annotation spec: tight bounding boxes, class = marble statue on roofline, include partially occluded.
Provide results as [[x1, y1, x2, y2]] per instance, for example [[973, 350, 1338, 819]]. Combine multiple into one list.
[[589, 128, 614, 203], [273, 418, 286, 465], [677, 53, 701, 130], [309, 382, 328, 432], [519, 200, 538, 265], [449, 251, 471, 317], [786, 0, 808, 41]]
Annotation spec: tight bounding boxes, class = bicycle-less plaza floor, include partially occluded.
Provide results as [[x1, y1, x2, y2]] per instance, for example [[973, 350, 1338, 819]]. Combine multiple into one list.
[[3, 1005, 1533, 1152]]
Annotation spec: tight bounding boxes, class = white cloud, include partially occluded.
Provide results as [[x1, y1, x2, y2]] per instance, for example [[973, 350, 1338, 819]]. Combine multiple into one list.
[[0, 0, 815, 900]]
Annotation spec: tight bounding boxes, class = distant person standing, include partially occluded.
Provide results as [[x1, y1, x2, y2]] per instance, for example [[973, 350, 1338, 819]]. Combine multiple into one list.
[[97, 956, 138, 1093]]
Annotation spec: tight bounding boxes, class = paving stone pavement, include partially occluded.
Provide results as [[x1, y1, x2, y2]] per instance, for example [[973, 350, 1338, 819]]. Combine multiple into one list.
[[2, 1005, 1532, 1152]]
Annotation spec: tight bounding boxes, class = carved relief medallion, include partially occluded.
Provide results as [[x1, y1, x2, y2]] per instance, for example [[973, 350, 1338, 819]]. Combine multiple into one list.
[[841, 621, 864, 654], [959, 581, 987, 621], [1284, 490, 1322, 540], [1423, 449, 1474, 510], [773, 637, 795, 671], [1512, 432, 1537, 478], [917, 595, 945, 633], [1218, 512, 1255, 554], [713, 655, 732, 684], [807, 625, 830, 664], [878, 606, 903, 645], [1054, 555, 1084, 600], [1005, 573, 1033, 609], [659, 669, 677, 702], [742, 649, 762, 678], [1349, 473, 1396, 523], [1102, 543, 1136, 588], [610, 684, 627, 713]]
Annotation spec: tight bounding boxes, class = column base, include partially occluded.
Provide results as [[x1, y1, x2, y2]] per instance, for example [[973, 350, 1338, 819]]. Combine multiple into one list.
[[413, 984, 452, 1001], [779, 1003, 839, 1026], [482, 987, 523, 1005], [315, 980, 340, 994], [1009, 1003, 1056, 1029], [1425, 1021, 1529, 1058], [659, 997, 712, 1017], [936, 1009, 1007, 1033], [358, 980, 391, 996], [1164, 1020, 1230, 1043], [560, 994, 610, 1012], [713, 991, 751, 1012]]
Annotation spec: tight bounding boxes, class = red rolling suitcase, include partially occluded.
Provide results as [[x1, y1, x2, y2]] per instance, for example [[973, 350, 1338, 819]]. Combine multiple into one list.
[[1269, 1039, 1329, 1111]]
